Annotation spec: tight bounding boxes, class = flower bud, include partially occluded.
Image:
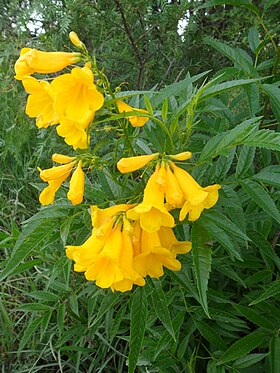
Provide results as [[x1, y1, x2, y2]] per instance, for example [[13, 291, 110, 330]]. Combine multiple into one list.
[[69, 31, 83, 48]]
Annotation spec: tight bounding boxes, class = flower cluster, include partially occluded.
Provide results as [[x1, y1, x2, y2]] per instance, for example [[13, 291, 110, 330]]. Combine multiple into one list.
[[15, 32, 221, 292], [66, 204, 191, 292]]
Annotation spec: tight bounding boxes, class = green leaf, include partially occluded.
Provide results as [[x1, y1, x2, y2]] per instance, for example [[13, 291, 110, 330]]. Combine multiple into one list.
[[204, 37, 257, 75], [248, 230, 280, 271], [199, 117, 261, 162], [249, 280, 280, 305], [253, 166, 280, 188], [233, 353, 269, 369], [191, 222, 212, 318], [262, 84, 280, 122], [200, 219, 243, 261], [243, 129, 280, 152], [270, 335, 280, 373], [154, 312, 185, 360], [202, 210, 250, 242], [161, 98, 168, 123], [18, 303, 54, 312], [248, 27, 260, 53], [200, 78, 261, 101], [18, 316, 43, 352], [241, 179, 280, 224], [144, 95, 154, 115], [151, 279, 176, 340], [128, 287, 147, 373], [195, 320, 227, 350], [236, 146, 256, 177], [90, 292, 120, 327], [200, 0, 259, 15], [28, 291, 60, 302], [234, 304, 274, 329], [245, 83, 260, 116], [0, 218, 60, 282], [217, 331, 264, 365]]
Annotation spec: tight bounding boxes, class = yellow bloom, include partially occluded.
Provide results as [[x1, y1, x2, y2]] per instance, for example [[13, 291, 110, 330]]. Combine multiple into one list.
[[39, 155, 85, 206], [133, 228, 182, 278], [90, 204, 134, 229], [14, 48, 81, 80], [66, 212, 145, 292], [67, 161, 84, 205], [52, 63, 104, 124], [69, 31, 83, 48], [56, 118, 91, 149], [22, 76, 59, 128], [126, 167, 175, 232], [157, 227, 192, 256], [117, 153, 159, 173], [117, 101, 149, 127], [170, 162, 221, 221]]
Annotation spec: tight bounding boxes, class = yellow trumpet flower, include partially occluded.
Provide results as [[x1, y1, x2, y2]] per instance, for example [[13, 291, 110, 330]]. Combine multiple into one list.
[[117, 101, 149, 127], [14, 48, 81, 80]]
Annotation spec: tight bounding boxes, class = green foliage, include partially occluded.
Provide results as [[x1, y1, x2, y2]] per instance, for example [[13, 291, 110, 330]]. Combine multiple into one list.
[[1, 1, 280, 372]]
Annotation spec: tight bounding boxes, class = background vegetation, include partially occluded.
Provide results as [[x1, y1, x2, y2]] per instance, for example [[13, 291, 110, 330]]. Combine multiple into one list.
[[1, 0, 280, 372]]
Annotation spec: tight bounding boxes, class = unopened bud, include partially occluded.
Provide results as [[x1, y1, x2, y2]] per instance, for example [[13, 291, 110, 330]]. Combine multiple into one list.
[[69, 31, 83, 48], [169, 151, 192, 161]]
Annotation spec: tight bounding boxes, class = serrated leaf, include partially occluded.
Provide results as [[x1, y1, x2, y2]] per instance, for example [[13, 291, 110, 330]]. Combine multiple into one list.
[[233, 353, 269, 368], [192, 222, 212, 318], [253, 166, 280, 188], [18, 303, 54, 312], [151, 279, 175, 340], [195, 320, 227, 350], [217, 331, 264, 365], [202, 210, 250, 242], [245, 83, 260, 116], [236, 146, 256, 177], [241, 179, 280, 224], [19, 316, 43, 352], [249, 280, 280, 305], [204, 37, 257, 75], [243, 129, 280, 151], [154, 312, 185, 360], [128, 287, 147, 373], [199, 117, 261, 162], [28, 291, 60, 302], [234, 304, 274, 329], [200, 219, 243, 261], [248, 230, 280, 271], [200, 78, 261, 101]]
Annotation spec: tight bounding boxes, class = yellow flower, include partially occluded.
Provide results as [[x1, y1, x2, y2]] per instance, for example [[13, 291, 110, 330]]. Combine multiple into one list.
[[66, 210, 145, 292], [69, 31, 83, 48], [22, 76, 59, 128], [39, 155, 85, 206], [126, 167, 175, 232], [56, 117, 91, 150], [117, 153, 159, 173], [117, 101, 149, 127], [158, 227, 192, 256], [67, 161, 84, 205], [90, 204, 135, 229], [133, 228, 183, 278], [14, 48, 81, 80], [52, 63, 104, 124], [170, 162, 221, 221]]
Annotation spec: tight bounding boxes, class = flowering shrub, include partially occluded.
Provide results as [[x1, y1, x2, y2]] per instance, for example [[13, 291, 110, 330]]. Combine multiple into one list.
[[3, 22, 280, 372]]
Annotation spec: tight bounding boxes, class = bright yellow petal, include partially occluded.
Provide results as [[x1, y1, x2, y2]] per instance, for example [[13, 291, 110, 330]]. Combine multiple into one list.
[[117, 153, 159, 173], [52, 153, 76, 164], [39, 162, 75, 182], [169, 151, 192, 161], [67, 161, 84, 205]]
